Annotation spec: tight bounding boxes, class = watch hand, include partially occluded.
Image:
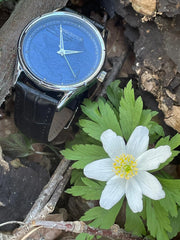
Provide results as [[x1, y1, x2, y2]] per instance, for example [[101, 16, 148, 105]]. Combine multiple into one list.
[[63, 55, 76, 78], [57, 25, 64, 55], [64, 50, 83, 55], [60, 25, 64, 50]]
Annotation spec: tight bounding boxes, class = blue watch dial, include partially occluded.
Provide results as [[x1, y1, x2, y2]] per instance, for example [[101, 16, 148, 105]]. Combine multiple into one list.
[[20, 12, 105, 89]]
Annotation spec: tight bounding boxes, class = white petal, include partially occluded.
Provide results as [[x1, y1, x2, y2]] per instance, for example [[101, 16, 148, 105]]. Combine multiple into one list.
[[100, 175, 126, 209], [126, 126, 149, 158], [100, 129, 126, 160], [137, 145, 172, 171], [83, 158, 114, 181], [135, 171, 165, 200], [125, 177, 143, 213]]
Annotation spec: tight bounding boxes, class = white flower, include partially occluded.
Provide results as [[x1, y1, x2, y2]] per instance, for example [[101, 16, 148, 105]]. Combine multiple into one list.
[[84, 126, 172, 213]]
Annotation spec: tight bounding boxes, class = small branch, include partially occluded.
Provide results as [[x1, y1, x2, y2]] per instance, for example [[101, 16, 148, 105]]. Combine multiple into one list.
[[0, 221, 25, 228], [0, 233, 12, 240], [99, 50, 129, 97], [12, 159, 71, 240], [33, 220, 143, 240], [37, 167, 72, 219], [20, 226, 43, 240], [24, 157, 70, 223], [33, 151, 55, 156]]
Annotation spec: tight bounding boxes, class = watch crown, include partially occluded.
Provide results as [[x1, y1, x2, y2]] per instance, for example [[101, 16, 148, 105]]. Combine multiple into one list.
[[97, 70, 107, 82]]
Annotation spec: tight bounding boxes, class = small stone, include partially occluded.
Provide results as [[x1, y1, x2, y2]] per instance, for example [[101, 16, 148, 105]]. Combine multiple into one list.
[[130, 0, 156, 16]]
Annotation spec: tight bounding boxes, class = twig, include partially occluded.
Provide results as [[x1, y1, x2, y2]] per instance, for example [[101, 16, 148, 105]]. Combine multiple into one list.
[[0, 233, 12, 240], [37, 167, 72, 219], [12, 222, 33, 240], [33, 220, 143, 240], [12, 159, 71, 240], [24, 157, 70, 223], [99, 50, 129, 97], [0, 221, 25, 228], [20, 226, 43, 240]]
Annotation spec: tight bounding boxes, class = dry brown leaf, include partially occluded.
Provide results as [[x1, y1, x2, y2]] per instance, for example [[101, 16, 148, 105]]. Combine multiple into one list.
[[0, 114, 17, 138]]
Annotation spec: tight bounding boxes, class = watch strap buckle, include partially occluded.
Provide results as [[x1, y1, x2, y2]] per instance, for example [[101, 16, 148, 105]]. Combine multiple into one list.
[[64, 106, 79, 130]]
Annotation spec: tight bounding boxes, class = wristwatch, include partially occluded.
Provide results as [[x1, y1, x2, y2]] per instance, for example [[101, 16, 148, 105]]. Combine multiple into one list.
[[13, 9, 107, 142]]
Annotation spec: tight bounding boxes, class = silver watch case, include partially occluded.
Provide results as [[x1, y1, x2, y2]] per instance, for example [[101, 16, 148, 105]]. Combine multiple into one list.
[[14, 11, 106, 110]]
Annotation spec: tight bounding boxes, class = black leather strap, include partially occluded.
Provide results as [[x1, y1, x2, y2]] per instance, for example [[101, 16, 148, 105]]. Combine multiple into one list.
[[14, 81, 73, 142]]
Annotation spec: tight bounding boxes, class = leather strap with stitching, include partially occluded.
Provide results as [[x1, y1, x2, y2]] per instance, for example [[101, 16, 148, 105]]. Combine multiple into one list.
[[14, 81, 73, 142]]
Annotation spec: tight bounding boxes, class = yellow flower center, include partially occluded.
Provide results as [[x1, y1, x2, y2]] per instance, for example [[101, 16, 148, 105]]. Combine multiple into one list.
[[113, 153, 138, 180]]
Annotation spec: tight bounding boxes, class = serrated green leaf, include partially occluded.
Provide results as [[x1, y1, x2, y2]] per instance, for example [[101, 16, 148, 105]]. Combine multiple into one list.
[[70, 169, 84, 186], [154, 134, 180, 171], [156, 133, 180, 149], [145, 198, 172, 240], [0, 133, 34, 158], [81, 98, 103, 123], [119, 81, 143, 141], [81, 197, 124, 229], [80, 98, 122, 140], [125, 205, 146, 236], [139, 109, 164, 143], [158, 189, 178, 218], [139, 109, 158, 126], [66, 130, 100, 148], [168, 208, 180, 239], [66, 178, 105, 200], [61, 144, 107, 169], [118, 81, 164, 142], [76, 233, 94, 240], [156, 136, 170, 146], [158, 178, 180, 217], [149, 121, 165, 137], [106, 80, 123, 110], [138, 108, 165, 143], [148, 122, 165, 143]]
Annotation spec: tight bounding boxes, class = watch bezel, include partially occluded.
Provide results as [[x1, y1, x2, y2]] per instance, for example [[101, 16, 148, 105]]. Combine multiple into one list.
[[17, 11, 106, 92]]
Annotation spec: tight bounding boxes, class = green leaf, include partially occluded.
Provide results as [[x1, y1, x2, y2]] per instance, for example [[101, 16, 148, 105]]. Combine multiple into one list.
[[80, 98, 122, 141], [76, 233, 94, 240], [81, 197, 124, 229], [61, 144, 107, 169], [119, 81, 143, 141], [66, 178, 105, 200], [158, 189, 178, 218], [125, 205, 146, 236], [118, 81, 164, 142], [139, 109, 165, 142], [66, 130, 100, 148], [106, 80, 123, 110], [168, 208, 180, 239], [70, 169, 84, 186], [0, 133, 34, 158], [154, 134, 180, 171], [158, 178, 180, 217], [148, 122, 165, 143], [139, 109, 158, 126], [145, 198, 172, 240]]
